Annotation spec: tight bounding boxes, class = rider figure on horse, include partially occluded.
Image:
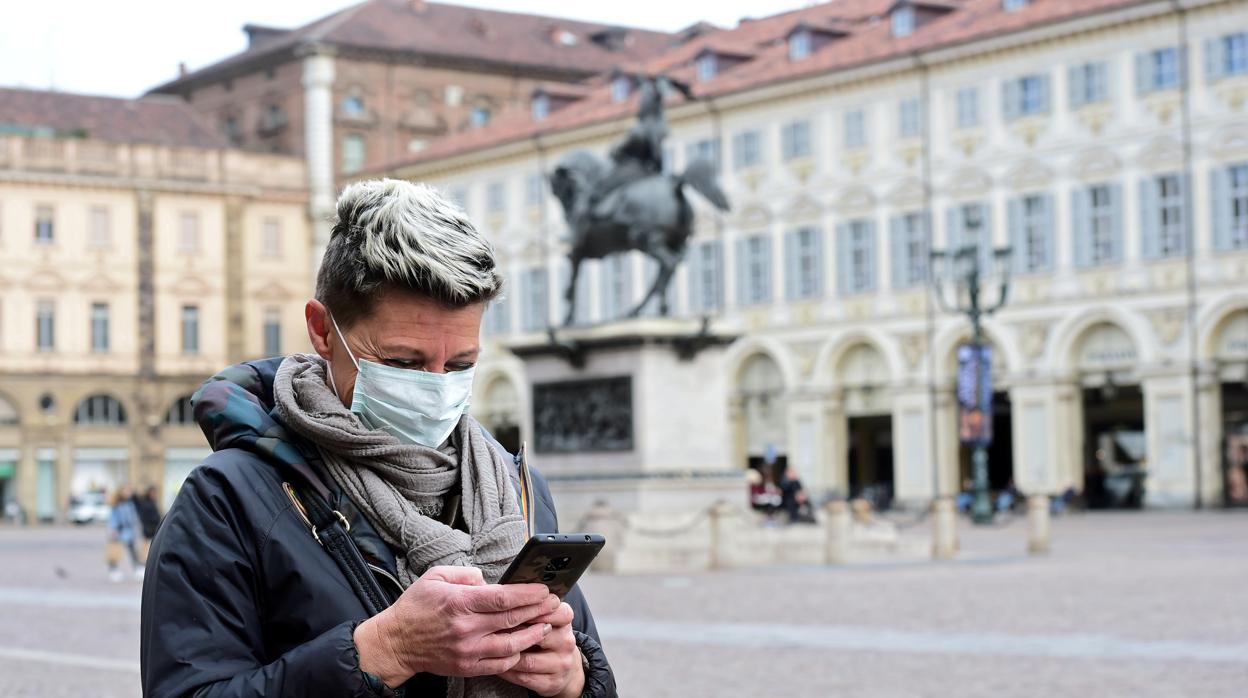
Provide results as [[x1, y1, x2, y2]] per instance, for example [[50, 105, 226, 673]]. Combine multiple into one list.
[[588, 76, 669, 219]]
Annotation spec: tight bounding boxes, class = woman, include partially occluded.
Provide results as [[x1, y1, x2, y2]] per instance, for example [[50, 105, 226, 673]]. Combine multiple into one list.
[[106, 485, 142, 582], [141, 180, 614, 697]]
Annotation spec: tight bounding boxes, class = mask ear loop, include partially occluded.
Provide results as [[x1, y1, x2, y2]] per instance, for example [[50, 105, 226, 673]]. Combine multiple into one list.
[[326, 313, 361, 404]]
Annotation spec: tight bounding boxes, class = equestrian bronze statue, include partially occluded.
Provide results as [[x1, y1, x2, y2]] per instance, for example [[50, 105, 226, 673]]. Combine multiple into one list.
[[549, 75, 730, 326]]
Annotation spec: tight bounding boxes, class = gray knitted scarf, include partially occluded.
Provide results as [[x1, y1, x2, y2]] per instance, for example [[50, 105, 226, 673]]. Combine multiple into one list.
[[273, 354, 528, 698]]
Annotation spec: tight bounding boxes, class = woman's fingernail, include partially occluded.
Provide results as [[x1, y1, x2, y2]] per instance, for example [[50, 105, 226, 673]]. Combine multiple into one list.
[[543, 623, 553, 635]]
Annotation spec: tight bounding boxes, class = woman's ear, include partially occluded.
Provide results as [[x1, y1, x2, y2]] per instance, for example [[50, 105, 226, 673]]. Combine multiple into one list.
[[306, 300, 334, 360]]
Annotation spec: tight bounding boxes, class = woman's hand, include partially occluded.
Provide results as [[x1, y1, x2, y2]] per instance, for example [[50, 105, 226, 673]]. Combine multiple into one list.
[[499, 602, 585, 698], [354, 566, 560, 688]]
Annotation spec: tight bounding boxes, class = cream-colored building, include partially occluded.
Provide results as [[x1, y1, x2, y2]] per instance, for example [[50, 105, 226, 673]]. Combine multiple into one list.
[[0, 88, 311, 520], [381, 0, 1248, 510]]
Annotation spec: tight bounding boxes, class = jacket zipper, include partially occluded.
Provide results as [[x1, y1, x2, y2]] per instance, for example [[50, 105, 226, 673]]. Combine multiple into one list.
[[366, 562, 405, 602]]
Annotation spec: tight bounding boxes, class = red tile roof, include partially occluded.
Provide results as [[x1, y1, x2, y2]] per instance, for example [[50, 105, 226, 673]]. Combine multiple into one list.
[[380, 0, 1150, 173], [149, 0, 678, 94], [0, 87, 225, 148]]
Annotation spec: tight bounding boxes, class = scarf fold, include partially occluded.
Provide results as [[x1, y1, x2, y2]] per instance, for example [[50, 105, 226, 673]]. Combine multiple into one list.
[[274, 354, 528, 698]]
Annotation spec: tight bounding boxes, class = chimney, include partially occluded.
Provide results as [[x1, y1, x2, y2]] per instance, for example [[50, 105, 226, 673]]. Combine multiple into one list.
[[178, 62, 188, 78]]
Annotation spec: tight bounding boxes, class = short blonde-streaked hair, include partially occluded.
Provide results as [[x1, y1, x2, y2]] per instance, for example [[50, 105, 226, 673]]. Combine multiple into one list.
[[316, 178, 503, 327]]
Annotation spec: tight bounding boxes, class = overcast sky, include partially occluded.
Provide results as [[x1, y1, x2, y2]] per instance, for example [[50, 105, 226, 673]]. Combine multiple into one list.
[[1, 0, 817, 99]]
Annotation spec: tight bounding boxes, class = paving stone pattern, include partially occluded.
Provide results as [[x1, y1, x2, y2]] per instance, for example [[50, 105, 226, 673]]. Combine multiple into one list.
[[0, 512, 1245, 697]]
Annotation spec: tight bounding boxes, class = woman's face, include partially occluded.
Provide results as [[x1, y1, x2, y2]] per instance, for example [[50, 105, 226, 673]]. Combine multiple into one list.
[[306, 290, 484, 407]]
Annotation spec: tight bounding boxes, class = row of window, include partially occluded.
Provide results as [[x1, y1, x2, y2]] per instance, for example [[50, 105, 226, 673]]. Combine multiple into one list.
[[1, 204, 284, 256], [484, 163, 1248, 331], [462, 32, 1247, 217], [14, 302, 286, 357]]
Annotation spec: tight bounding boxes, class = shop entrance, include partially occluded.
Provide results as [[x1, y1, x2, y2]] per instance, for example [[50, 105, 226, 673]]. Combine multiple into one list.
[[847, 415, 893, 509], [1221, 382, 1248, 507], [1082, 384, 1146, 509]]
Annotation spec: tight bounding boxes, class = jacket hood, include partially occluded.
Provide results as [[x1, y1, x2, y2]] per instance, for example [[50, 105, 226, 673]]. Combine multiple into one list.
[[192, 356, 312, 476]]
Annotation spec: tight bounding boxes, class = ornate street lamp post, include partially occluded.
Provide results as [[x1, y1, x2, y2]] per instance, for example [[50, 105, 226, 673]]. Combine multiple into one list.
[[930, 242, 1012, 524]]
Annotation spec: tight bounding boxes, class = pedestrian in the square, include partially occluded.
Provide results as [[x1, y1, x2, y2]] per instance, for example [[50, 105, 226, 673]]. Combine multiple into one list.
[[140, 179, 614, 698], [132, 485, 162, 562], [106, 485, 143, 582]]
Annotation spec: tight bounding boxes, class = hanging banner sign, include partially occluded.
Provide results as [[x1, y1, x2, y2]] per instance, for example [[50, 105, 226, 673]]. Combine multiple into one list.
[[957, 344, 993, 445]]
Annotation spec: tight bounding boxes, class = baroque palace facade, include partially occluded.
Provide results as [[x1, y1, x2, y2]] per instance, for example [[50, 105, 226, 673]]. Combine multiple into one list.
[[378, 0, 1248, 509], [0, 89, 311, 520]]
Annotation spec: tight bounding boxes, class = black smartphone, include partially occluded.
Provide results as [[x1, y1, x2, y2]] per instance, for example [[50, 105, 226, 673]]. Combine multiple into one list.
[[498, 533, 605, 599]]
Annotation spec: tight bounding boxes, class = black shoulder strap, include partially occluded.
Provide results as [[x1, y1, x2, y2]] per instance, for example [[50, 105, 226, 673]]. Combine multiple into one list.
[[281, 470, 391, 618]]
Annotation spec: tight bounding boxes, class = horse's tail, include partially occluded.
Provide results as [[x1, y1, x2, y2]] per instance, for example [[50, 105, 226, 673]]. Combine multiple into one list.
[[678, 159, 731, 212]]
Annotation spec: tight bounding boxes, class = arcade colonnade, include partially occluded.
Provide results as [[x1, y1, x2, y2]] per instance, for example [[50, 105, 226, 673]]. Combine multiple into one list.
[[472, 296, 1248, 509]]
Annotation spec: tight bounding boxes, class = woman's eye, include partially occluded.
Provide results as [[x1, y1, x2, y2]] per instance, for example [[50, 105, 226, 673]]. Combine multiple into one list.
[[447, 363, 474, 373], [386, 359, 418, 369]]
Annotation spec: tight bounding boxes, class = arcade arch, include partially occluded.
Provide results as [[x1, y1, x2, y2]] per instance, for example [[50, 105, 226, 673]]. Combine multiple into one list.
[[833, 342, 895, 505], [734, 352, 788, 482], [1070, 321, 1146, 509]]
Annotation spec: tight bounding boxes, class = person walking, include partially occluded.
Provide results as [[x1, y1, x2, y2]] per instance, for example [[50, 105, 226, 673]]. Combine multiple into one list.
[[141, 179, 614, 698], [132, 485, 162, 563], [106, 485, 143, 582]]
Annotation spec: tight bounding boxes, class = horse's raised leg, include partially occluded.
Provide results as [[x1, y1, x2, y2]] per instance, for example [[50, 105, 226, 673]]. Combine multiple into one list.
[[563, 256, 581, 326], [650, 247, 682, 317]]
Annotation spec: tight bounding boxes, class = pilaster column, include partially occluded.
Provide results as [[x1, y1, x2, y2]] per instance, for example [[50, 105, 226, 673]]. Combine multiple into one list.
[[301, 45, 337, 272]]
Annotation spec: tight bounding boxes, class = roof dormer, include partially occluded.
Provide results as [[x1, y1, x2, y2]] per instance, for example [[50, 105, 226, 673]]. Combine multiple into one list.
[[693, 47, 753, 82], [888, 1, 956, 39], [530, 85, 589, 122], [785, 21, 850, 61]]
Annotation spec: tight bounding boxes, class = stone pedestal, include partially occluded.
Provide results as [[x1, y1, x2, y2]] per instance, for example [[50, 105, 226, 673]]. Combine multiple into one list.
[[507, 318, 744, 572]]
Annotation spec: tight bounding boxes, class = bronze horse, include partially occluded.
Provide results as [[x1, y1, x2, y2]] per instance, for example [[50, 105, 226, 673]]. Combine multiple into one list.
[[549, 150, 729, 325]]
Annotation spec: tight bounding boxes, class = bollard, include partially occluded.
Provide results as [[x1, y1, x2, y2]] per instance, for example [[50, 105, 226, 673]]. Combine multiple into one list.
[[1027, 494, 1051, 555], [707, 501, 723, 571], [824, 500, 851, 565], [931, 498, 957, 560]]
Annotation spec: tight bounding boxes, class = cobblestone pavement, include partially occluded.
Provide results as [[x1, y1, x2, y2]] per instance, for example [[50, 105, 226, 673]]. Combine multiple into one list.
[[1, 512, 1245, 697]]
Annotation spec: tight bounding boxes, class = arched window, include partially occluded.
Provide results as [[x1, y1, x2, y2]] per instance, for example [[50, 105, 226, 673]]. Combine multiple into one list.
[[165, 396, 196, 426], [73, 394, 127, 426]]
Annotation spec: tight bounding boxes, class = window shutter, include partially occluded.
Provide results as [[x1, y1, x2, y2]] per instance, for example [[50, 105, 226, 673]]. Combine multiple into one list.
[[1205, 37, 1225, 83], [1096, 62, 1110, 102], [1108, 183, 1124, 264], [1180, 172, 1192, 254], [735, 238, 749, 307], [810, 227, 825, 298], [1212, 167, 1231, 251], [760, 236, 773, 303], [1139, 177, 1160, 260], [1068, 65, 1086, 109], [784, 230, 798, 300], [1135, 52, 1152, 95], [708, 241, 724, 310], [1072, 187, 1091, 268], [890, 216, 905, 289], [921, 212, 932, 283], [1008, 198, 1025, 273], [864, 220, 878, 292], [1002, 79, 1020, 121], [836, 223, 851, 296], [1037, 74, 1051, 114], [1040, 194, 1055, 272]]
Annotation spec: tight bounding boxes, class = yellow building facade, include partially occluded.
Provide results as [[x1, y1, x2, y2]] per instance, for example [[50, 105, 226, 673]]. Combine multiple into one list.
[[0, 99, 312, 520]]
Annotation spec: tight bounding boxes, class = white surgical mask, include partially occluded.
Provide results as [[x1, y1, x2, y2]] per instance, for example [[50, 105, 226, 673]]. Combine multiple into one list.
[[329, 314, 475, 448]]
